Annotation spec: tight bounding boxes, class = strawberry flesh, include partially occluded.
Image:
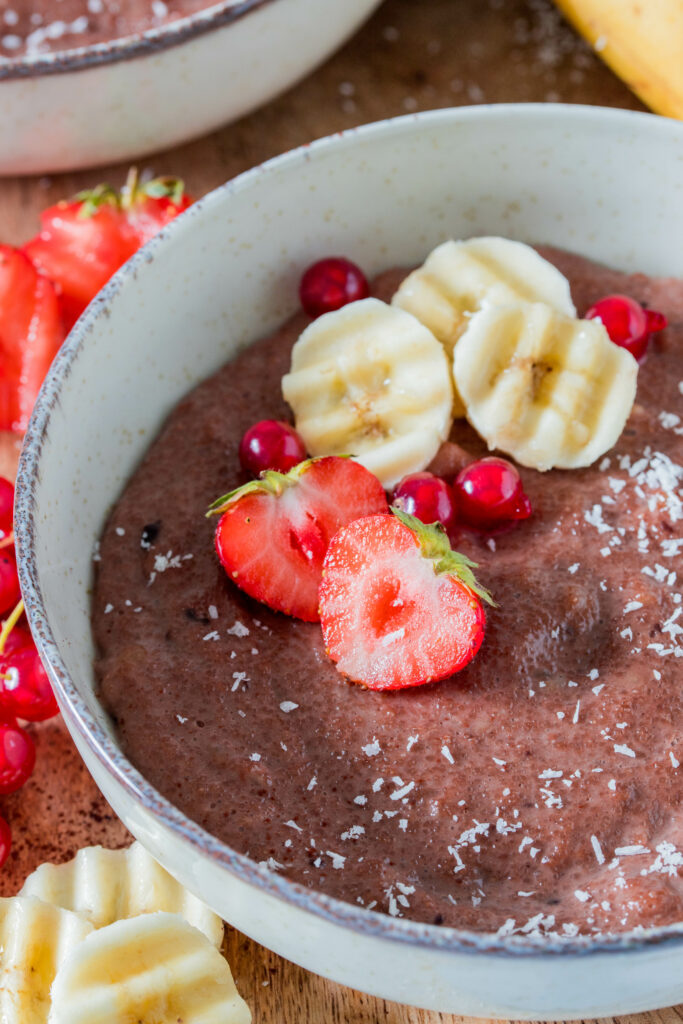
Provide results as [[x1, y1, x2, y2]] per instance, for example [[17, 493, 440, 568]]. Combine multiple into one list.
[[212, 456, 388, 621], [0, 246, 65, 433], [319, 511, 490, 689]]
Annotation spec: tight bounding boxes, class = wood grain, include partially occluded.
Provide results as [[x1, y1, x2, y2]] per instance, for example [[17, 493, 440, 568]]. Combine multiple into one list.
[[0, 0, 677, 1021]]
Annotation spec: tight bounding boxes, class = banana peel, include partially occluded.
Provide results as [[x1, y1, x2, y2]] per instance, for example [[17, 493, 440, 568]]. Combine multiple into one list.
[[554, 0, 683, 119]]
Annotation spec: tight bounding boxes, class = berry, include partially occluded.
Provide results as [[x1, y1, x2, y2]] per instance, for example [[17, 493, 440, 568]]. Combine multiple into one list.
[[0, 548, 20, 616], [239, 420, 307, 477], [24, 173, 192, 331], [210, 456, 388, 621], [0, 814, 11, 867], [0, 718, 35, 793], [585, 293, 668, 362], [0, 477, 13, 539], [392, 472, 457, 532], [299, 257, 369, 318], [319, 509, 492, 690], [0, 644, 59, 722], [453, 457, 532, 532], [0, 246, 65, 433]]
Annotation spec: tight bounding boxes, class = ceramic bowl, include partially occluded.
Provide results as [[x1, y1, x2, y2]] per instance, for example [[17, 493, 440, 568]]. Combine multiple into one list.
[[15, 104, 683, 1019], [0, 0, 381, 175]]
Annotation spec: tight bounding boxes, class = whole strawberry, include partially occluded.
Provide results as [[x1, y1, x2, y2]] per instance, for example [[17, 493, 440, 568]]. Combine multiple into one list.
[[208, 456, 388, 621], [319, 508, 493, 689]]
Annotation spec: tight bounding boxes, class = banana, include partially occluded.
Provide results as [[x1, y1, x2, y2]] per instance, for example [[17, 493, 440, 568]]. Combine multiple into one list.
[[0, 895, 93, 1024], [392, 237, 576, 415], [554, 0, 683, 120], [282, 297, 453, 489], [20, 841, 223, 948], [48, 912, 251, 1024], [453, 301, 638, 471]]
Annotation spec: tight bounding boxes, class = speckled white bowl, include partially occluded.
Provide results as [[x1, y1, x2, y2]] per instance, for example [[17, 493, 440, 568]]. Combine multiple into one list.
[[0, 0, 381, 175], [15, 105, 683, 1018]]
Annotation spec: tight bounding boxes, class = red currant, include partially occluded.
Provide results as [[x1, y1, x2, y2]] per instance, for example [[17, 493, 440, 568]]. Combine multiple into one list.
[[0, 549, 20, 616], [239, 420, 307, 477], [0, 478, 13, 540], [454, 457, 532, 532], [0, 814, 11, 867], [0, 645, 59, 722], [392, 472, 457, 532], [299, 257, 369, 318], [585, 294, 667, 362], [0, 719, 35, 793]]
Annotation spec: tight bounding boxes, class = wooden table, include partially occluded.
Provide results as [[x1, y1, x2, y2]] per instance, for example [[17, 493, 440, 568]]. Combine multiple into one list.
[[1, 1, 680, 1021]]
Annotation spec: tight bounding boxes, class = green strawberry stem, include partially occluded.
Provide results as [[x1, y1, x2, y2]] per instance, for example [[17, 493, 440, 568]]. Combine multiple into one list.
[[207, 458, 318, 517], [391, 507, 495, 606]]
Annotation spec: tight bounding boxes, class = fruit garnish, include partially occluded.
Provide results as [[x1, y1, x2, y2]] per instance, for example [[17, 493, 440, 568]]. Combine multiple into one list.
[[453, 456, 531, 532], [24, 169, 193, 331], [585, 293, 667, 362], [208, 456, 388, 621], [0, 597, 59, 723], [0, 477, 13, 539], [0, 246, 66, 434], [319, 508, 493, 690], [49, 912, 250, 1024], [299, 256, 369, 318], [21, 840, 223, 945], [238, 419, 307, 477], [282, 298, 453, 489], [453, 302, 638, 471], [392, 471, 457, 534], [0, 715, 35, 794], [392, 237, 575, 418], [0, 547, 20, 617]]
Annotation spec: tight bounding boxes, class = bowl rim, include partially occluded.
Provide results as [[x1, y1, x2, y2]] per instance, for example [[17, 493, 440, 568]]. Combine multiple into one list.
[[0, 0, 273, 81], [15, 103, 683, 960]]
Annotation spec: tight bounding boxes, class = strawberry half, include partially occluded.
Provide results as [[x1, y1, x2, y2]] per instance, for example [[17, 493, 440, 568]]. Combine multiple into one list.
[[0, 246, 66, 433], [319, 508, 493, 689], [24, 171, 192, 331], [209, 456, 389, 621]]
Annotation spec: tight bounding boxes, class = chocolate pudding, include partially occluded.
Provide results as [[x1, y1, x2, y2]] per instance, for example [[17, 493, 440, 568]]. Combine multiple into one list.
[[0, 0, 215, 57], [93, 248, 683, 937]]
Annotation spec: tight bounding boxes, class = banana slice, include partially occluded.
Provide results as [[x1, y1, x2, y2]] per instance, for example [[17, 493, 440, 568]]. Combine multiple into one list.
[[453, 302, 638, 470], [0, 895, 94, 1024], [48, 912, 251, 1024], [392, 238, 576, 415], [282, 297, 453, 489], [20, 841, 223, 948]]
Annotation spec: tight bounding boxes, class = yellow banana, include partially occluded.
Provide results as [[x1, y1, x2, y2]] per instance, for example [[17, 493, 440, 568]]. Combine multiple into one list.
[[554, 0, 683, 119]]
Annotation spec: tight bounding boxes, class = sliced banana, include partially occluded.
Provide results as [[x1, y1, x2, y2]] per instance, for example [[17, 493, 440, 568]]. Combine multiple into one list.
[[48, 912, 251, 1024], [20, 841, 223, 948], [453, 301, 638, 471], [0, 895, 94, 1024], [282, 297, 453, 489], [392, 238, 576, 415]]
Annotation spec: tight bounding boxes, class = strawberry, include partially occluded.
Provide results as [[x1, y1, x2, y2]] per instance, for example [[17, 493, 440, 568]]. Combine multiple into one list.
[[0, 246, 66, 433], [209, 456, 388, 621], [122, 175, 193, 247], [319, 508, 493, 689], [24, 171, 192, 331]]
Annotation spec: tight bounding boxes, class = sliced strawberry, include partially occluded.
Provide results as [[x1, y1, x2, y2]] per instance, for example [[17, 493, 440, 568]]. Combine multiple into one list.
[[0, 246, 66, 433], [210, 456, 388, 621], [23, 173, 193, 331], [319, 509, 493, 689]]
